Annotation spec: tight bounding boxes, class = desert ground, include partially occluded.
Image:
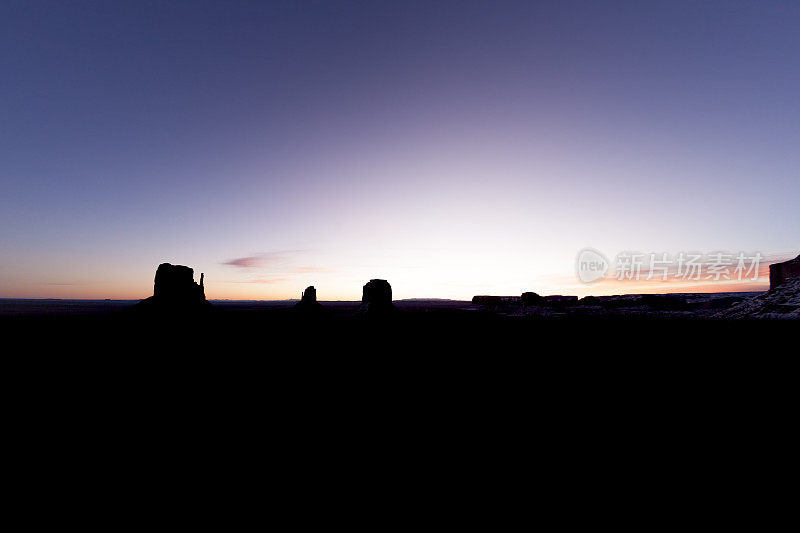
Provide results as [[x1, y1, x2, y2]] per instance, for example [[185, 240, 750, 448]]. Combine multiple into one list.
[[2, 289, 796, 358]]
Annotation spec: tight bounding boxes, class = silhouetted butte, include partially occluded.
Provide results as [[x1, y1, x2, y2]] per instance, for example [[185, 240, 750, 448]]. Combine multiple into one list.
[[360, 279, 395, 314], [133, 263, 211, 313], [295, 285, 323, 311]]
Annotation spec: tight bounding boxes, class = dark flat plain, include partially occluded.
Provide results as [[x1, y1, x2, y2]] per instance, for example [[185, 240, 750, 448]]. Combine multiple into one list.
[[2, 298, 794, 356], [3, 297, 793, 498], [6, 298, 793, 417]]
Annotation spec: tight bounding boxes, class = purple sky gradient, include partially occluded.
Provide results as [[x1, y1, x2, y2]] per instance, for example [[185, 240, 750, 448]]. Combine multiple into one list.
[[1, 1, 798, 299]]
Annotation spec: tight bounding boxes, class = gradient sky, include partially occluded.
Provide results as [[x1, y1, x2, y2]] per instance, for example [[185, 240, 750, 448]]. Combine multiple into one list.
[[1, 0, 798, 300]]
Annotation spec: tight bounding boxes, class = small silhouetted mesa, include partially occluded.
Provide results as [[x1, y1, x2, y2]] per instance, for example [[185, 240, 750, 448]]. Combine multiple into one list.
[[360, 279, 395, 313], [521, 292, 543, 306], [295, 285, 322, 311], [134, 263, 210, 312], [473, 292, 578, 307]]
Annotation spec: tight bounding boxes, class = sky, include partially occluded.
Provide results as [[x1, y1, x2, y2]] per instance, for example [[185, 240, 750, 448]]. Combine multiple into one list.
[[1, 0, 798, 300]]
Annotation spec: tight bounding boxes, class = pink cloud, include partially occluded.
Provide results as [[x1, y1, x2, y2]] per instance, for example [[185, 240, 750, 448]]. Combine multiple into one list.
[[222, 250, 308, 269], [223, 256, 268, 268]]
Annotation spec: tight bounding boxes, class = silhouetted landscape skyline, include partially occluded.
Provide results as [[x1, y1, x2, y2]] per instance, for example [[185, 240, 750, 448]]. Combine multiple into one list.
[[5, 4, 800, 515], [2, 1, 798, 302]]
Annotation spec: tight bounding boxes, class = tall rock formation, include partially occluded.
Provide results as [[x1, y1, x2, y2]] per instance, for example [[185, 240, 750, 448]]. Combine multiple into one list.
[[153, 263, 206, 302], [133, 263, 210, 312], [360, 279, 395, 313], [295, 285, 322, 311], [769, 254, 800, 290]]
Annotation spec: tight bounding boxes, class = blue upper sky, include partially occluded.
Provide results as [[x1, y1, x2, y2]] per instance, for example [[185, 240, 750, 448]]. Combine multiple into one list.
[[1, 1, 798, 299]]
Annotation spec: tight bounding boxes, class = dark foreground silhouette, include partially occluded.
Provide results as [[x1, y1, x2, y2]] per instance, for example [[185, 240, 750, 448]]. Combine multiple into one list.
[[4, 295, 795, 354], [4, 277, 794, 500]]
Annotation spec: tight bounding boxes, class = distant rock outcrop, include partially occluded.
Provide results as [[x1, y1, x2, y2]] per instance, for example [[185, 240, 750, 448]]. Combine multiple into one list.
[[295, 285, 322, 311], [472, 295, 518, 306], [134, 263, 210, 312], [579, 296, 601, 306], [360, 279, 395, 313], [543, 295, 578, 306], [472, 292, 578, 307], [520, 292, 543, 306], [769, 254, 800, 290]]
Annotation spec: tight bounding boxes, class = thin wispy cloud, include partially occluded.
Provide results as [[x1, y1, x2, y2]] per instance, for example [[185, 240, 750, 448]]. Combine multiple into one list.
[[222, 250, 307, 269], [223, 256, 269, 268], [221, 251, 333, 286]]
